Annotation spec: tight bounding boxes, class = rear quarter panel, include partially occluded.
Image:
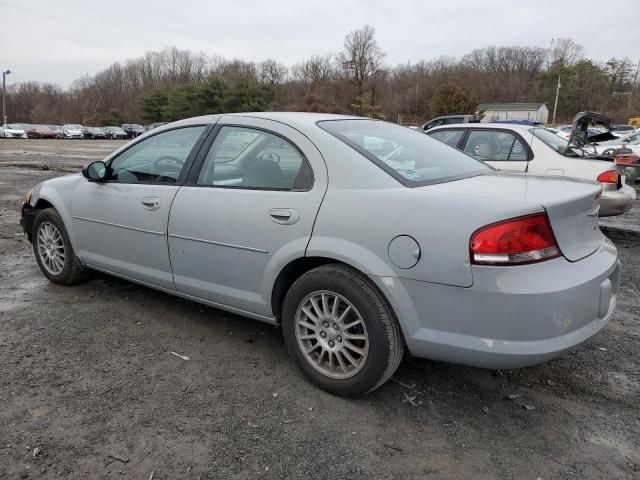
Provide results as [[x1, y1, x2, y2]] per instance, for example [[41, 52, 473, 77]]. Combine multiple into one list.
[[307, 183, 542, 288]]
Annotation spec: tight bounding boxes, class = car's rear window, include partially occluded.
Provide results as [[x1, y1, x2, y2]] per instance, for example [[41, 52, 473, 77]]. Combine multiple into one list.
[[318, 119, 490, 186]]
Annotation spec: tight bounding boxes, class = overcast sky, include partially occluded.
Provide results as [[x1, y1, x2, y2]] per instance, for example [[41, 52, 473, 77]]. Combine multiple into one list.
[[2, 0, 639, 88]]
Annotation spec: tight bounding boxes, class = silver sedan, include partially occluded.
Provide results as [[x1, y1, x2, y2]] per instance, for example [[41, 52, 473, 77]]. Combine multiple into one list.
[[21, 113, 621, 396]]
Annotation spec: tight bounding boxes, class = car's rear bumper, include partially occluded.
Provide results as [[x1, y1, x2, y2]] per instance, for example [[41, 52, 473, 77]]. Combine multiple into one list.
[[369, 236, 620, 369], [600, 184, 636, 216]]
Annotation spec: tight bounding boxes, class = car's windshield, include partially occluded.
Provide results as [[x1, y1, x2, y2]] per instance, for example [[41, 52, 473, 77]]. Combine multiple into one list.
[[530, 128, 580, 157], [319, 119, 490, 186], [35, 125, 50, 130], [7, 124, 23, 129], [65, 124, 82, 129]]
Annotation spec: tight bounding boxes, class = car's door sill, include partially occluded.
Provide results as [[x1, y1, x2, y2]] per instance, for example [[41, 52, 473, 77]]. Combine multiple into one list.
[[85, 263, 277, 325]]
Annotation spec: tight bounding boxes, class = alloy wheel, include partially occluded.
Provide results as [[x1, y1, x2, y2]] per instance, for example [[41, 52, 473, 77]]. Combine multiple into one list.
[[36, 221, 65, 275], [295, 290, 369, 379]]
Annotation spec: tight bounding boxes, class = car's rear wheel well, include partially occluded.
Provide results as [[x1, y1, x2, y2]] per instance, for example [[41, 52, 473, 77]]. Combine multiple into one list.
[[271, 257, 398, 328], [271, 257, 338, 322]]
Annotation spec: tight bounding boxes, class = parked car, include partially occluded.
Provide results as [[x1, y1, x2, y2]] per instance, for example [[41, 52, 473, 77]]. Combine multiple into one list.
[[0, 124, 28, 139], [422, 115, 479, 131], [427, 112, 636, 216], [121, 123, 145, 138], [146, 122, 168, 131], [83, 127, 107, 139], [103, 126, 128, 140], [600, 147, 640, 183], [26, 125, 58, 139], [591, 129, 640, 155], [20, 113, 621, 396], [63, 124, 85, 139], [46, 125, 64, 139], [611, 124, 635, 137]]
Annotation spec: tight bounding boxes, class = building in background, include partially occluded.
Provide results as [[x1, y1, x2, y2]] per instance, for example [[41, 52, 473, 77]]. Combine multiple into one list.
[[478, 103, 549, 124]]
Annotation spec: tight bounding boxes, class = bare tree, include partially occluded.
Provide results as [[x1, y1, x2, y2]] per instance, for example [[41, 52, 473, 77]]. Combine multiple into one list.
[[339, 24, 385, 93], [259, 59, 288, 84], [291, 54, 335, 85]]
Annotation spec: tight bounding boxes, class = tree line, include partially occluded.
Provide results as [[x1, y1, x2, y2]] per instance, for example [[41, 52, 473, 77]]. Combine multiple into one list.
[[4, 26, 639, 126]]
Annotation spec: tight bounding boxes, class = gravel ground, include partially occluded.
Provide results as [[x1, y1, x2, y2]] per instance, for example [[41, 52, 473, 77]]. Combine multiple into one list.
[[1, 140, 639, 480]]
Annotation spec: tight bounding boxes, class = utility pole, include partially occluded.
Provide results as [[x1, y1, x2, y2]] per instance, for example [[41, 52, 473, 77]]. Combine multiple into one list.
[[552, 74, 561, 124], [2, 70, 10, 126]]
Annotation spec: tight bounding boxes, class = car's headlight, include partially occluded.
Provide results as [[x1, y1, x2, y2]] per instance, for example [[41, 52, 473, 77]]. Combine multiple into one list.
[[23, 189, 33, 206]]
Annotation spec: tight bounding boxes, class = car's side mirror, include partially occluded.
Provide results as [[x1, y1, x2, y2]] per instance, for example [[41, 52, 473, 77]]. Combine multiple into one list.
[[82, 160, 108, 182]]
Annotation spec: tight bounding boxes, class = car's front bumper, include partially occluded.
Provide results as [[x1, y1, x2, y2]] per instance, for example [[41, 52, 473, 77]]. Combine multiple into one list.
[[369, 236, 620, 369], [20, 204, 37, 241], [600, 184, 636, 216]]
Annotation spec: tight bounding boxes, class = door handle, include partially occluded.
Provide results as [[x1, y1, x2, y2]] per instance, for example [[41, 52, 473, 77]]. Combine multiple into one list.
[[269, 208, 300, 225], [141, 197, 160, 210]]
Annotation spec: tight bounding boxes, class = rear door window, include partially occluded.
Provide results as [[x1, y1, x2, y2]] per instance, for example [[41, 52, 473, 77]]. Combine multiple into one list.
[[196, 126, 312, 190], [429, 129, 465, 148], [463, 130, 528, 161]]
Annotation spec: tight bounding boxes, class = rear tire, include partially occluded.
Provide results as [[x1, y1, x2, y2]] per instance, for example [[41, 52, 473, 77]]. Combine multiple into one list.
[[282, 264, 404, 397], [32, 208, 88, 285]]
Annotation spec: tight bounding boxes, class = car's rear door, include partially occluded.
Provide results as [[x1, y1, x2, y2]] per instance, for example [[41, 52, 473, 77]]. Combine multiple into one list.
[[167, 116, 328, 319], [72, 124, 211, 289]]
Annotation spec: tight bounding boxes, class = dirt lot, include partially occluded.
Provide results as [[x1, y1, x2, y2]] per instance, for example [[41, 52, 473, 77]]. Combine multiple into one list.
[[1, 139, 639, 480]]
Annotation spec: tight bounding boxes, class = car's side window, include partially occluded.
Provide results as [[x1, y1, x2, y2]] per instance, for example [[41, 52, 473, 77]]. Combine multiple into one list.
[[429, 129, 465, 148], [108, 126, 206, 184], [196, 126, 312, 190], [463, 130, 528, 161]]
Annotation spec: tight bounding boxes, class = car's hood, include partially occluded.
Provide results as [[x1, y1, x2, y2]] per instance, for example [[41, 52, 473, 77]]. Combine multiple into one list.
[[4, 128, 25, 134], [567, 112, 616, 147]]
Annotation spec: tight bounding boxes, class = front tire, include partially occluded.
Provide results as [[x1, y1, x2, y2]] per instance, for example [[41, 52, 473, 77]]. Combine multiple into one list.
[[32, 208, 88, 285], [282, 264, 404, 397]]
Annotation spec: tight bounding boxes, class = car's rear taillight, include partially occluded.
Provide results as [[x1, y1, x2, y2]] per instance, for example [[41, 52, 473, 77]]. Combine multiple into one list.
[[597, 170, 619, 184], [470, 213, 561, 265]]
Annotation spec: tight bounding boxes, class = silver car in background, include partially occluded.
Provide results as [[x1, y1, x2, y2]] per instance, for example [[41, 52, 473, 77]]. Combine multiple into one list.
[[20, 113, 621, 396], [62, 124, 84, 139]]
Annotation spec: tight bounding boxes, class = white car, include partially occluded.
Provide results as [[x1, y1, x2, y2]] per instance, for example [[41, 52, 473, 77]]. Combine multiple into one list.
[[427, 119, 636, 217], [592, 129, 640, 155], [0, 124, 28, 139], [62, 124, 84, 139]]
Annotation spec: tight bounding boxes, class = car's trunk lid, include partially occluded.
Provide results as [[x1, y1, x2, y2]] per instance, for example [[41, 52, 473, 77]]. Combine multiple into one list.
[[424, 173, 603, 262]]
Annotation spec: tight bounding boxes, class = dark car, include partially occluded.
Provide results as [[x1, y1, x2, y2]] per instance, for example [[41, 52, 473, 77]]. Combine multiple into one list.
[[83, 127, 107, 139], [422, 115, 480, 131], [145, 122, 168, 131], [121, 123, 145, 139], [103, 126, 128, 140], [26, 125, 58, 139]]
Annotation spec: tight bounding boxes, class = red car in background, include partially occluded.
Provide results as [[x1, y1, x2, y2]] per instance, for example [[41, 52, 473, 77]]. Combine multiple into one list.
[[26, 125, 58, 139]]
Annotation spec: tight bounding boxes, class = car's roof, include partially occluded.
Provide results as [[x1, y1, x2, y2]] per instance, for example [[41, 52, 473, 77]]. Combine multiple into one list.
[[429, 123, 537, 133], [173, 112, 366, 130]]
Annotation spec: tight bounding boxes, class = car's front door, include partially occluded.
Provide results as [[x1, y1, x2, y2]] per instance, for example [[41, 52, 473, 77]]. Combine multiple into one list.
[[168, 117, 327, 319], [72, 125, 209, 289]]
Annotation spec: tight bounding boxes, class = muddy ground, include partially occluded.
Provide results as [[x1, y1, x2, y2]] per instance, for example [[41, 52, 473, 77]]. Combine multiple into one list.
[[0, 139, 639, 480]]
